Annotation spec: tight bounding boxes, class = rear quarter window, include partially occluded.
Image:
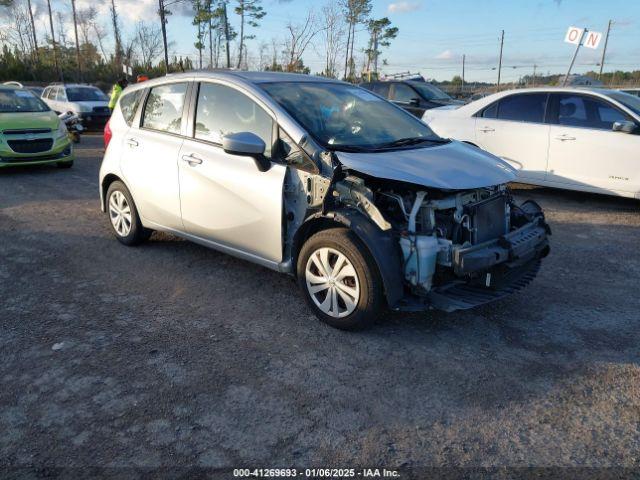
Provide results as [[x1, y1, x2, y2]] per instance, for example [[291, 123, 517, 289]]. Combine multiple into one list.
[[119, 90, 144, 126]]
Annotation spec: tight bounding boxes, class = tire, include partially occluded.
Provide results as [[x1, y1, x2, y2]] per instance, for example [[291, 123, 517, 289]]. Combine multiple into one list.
[[56, 160, 73, 168], [297, 228, 385, 330], [105, 181, 151, 246]]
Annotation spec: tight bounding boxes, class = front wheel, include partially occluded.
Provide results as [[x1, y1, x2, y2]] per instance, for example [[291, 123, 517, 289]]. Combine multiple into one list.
[[105, 181, 151, 246], [297, 228, 385, 330]]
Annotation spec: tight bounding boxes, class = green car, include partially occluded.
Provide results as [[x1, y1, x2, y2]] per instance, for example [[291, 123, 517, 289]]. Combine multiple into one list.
[[0, 85, 74, 169]]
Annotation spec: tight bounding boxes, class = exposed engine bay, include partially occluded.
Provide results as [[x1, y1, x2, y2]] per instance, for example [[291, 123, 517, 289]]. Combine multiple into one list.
[[283, 156, 550, 312]]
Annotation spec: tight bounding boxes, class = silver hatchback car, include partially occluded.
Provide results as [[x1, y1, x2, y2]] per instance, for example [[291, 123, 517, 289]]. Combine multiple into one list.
[[99, 71, 550, 330]]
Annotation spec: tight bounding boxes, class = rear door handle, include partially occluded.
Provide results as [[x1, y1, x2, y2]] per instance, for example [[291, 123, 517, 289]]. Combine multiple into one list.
[[479, 126, 495, 133], [126, 138, 139, 147], [181, 153, 203, 166], [555, 134, 576, 141]]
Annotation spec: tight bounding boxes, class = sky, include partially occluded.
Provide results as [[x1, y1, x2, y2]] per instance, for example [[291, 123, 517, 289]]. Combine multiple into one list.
[[4, 0, 640, 82]]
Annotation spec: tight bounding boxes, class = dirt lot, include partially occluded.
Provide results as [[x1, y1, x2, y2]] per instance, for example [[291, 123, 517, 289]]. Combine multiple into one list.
[[1, 135, 639, 477]]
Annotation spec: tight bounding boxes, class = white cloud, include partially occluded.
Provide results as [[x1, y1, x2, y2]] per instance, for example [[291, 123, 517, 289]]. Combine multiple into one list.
[[387, 1, 422, 14], [435, 49, 455, 60]]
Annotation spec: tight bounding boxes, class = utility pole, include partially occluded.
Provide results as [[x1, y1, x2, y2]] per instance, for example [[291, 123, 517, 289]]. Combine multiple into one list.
[[70, 0, 82, 82], [599, 20, 612, 79], [46, 0, 63, 82], [563, 28, 587, 86], [497, 30, 504, 90], [159, 0, 169, 74], [461, 54, 465, 93]]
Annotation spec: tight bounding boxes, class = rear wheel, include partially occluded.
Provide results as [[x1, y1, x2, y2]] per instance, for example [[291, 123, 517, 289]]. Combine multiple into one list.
[[297, 228, 385, 330], [106, 181, 151, 246]]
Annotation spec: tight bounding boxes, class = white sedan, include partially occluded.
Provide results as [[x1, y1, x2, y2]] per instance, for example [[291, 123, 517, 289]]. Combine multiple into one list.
[[423, 88, 640, 199]]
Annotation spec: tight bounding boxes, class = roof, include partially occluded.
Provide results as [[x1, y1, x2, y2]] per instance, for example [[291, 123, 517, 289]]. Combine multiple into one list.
[[126, 70, 345, 91]]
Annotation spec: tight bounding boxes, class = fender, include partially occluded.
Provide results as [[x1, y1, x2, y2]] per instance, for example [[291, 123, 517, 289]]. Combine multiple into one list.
[[294, 208, 405, 309]]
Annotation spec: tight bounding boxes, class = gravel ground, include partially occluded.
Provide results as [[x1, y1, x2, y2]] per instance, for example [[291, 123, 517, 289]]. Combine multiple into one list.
[[1, 135, 639, 478]]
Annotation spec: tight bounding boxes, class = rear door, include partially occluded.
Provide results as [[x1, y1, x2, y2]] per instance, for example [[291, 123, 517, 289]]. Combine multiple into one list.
[[177, 81, 286, 264], [474, 92, 550, 182], [120, 81, 190, 230], [546, 92, 640, 194]]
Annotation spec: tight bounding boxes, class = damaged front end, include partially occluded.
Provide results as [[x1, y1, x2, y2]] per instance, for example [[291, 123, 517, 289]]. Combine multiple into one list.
[[327, 172, 550, 313]]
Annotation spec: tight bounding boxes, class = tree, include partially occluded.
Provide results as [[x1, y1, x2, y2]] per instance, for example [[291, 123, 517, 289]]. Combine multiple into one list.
[[234, 0, 266, 69], [364, 17, 397, 74], [283, 10, 323, 73], [70, 0, 82, 81], [341, 0, 371, 81], [135, 22, 163, 70], [192, 0, 209, 69], [318, 0, 346, 78], [45, 0, 63, 81], [110, 0, 123, 68]]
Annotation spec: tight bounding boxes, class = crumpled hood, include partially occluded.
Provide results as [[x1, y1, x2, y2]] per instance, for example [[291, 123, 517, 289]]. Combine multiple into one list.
[[335, 140, 516, 190]]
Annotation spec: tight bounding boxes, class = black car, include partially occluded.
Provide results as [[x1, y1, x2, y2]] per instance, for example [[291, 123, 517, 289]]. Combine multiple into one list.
[[360, 80, 462, 117]]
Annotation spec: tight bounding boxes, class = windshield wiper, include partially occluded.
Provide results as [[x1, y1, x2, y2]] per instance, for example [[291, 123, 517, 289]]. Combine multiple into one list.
[[375, 137, 448, 149]]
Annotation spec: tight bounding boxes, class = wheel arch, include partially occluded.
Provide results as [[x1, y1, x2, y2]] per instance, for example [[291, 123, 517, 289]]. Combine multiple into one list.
[[292, 209, 405, 309]]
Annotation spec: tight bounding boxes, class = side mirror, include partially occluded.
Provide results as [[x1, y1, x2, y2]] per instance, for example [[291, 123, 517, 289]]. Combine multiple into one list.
[[222, 132, 270, 172], [612, 120, 638, 134], [409, 97, 421, 107]]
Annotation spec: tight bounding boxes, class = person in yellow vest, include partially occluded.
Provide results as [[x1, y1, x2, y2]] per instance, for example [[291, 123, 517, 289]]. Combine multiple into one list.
[[108, 78, 128, 111]]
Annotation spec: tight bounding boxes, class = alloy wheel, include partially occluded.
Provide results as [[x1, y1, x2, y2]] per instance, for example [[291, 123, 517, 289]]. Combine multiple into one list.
[[108, 190, 132, 237]]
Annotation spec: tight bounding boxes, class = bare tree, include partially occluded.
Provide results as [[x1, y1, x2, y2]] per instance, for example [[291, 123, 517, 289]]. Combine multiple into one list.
[[135, 21, 163, 69], [70, 0, 82, 81], [283, 10, 323, 73], [45, 0, 63, 81], [318, 0, 346, 78], [110, 0, 123, 66]]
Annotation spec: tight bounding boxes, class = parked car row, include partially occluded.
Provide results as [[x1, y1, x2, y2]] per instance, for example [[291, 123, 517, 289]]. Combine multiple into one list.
[[423, 87, 640, 199], [360, 79, 463, 117], [0, 83, 74, 169], [41, 84, 111, 130], [99, 71, 550, 330]]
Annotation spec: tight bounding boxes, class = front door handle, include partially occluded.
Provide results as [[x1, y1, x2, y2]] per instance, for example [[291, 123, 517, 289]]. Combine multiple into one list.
[[555, 134, 576, 141], [126, 138, 139, 147], [479, 126, 495, 133], [181, 153, 203, 166]]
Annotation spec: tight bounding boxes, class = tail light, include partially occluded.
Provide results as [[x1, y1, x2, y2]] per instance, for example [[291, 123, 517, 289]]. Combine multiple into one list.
[[103, 119, 112, 149]]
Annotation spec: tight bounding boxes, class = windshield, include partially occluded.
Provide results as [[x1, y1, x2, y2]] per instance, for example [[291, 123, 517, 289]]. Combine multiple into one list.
[[603, 91, 640, 117], [409, 82, 452, 101], [66, 87, 108, 102], [260, 82, 442, 151], [0, 88, 50, 113]]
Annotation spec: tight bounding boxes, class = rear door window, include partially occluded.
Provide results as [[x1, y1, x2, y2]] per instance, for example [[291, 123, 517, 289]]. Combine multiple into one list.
[[551, 93, 631, 130], [194, 82, 274, 158], [496, 93, 547, 123], [141, 83, 188, 134]]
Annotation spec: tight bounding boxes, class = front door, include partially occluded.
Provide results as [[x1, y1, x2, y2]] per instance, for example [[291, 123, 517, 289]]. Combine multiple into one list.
[[474, 92, 550, 182], [120, 81, 190, 231], [178, 81, 286, 264], [546, 93, 640, 194]]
